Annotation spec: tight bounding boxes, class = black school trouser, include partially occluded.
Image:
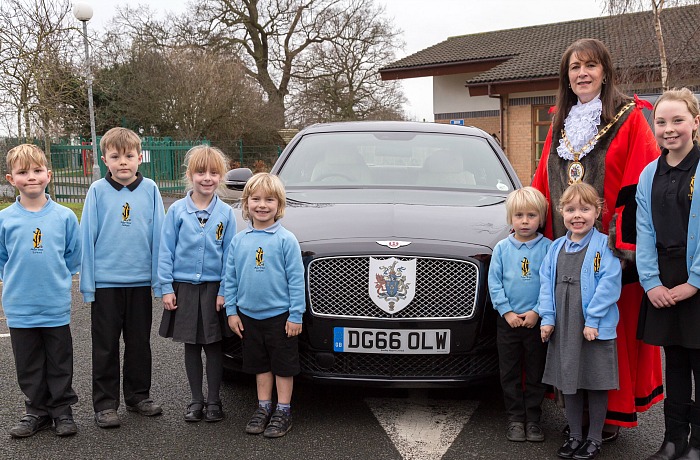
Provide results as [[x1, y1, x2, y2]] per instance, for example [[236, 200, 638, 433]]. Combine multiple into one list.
[[9, 325, 77, 418], [91, 287, 153, 412], [496, 316, 547, 423]]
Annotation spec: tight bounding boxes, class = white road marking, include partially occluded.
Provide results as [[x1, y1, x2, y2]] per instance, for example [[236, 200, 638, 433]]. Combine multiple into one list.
[[0, 333, 9, 338], [366, 394, 479, 460]]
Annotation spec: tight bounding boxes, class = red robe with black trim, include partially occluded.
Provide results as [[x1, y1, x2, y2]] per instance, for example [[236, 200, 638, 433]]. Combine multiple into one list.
[[531, 97, 664, 427]]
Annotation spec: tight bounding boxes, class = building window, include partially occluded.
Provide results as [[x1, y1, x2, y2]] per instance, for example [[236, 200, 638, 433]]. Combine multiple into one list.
[[533, 105, 553, 170]]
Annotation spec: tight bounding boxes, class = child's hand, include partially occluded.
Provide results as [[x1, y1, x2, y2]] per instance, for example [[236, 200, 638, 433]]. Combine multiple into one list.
[[228, 315, 244, 339], [669, 283, 698, 303], [540, 325, 553, 342], [286, 321, 302, 337], [215, 295, 225, 312], [647, 285, 676, 308], [163, 293, 177, 310], [583, 326, 598, 341], [503, 312, 523, 328], [519, 310, 539, 328]]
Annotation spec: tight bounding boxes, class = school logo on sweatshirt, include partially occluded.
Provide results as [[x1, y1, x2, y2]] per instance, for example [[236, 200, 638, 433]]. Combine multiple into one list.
[[255, 247, 264, 269], [216, 222, 224, 241], [31, 227, 43, 254], [594, 251, 601, 273], [690, 176, 695, 200], [121, 202, 132, 227], [521, 257, 530, 278]]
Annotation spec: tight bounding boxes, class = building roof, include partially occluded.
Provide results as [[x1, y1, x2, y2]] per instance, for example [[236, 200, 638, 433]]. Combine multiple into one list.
[[380, 4, 700, 89]]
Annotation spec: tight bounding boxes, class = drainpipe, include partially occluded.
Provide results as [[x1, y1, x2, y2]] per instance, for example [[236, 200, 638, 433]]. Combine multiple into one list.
[[487, 84, 505, 156]]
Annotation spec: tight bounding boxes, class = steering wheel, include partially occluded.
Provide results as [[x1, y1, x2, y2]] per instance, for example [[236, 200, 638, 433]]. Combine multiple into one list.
[[315, 172, 355, 182]]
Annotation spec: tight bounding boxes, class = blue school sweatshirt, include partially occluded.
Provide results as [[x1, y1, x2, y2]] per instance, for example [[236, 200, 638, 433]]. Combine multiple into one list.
[[537, 228, 621, 340], [0, 195, 81, 328], [80, 173, 164, 302], [158, 193, 235, 296], [488, 233, 551, 317], [224, 221, 305, 323]]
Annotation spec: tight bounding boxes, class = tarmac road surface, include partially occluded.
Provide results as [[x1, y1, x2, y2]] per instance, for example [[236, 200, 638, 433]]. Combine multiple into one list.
[[0, 279, 665, 459]]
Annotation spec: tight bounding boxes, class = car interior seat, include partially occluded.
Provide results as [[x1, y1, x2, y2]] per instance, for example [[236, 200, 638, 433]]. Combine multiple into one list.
[[418, 150, 476, 187], [310, 149, 371, 183]]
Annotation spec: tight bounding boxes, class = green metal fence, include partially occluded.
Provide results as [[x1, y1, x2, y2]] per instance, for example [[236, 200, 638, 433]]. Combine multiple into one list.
[[0, 137, 283, 202]]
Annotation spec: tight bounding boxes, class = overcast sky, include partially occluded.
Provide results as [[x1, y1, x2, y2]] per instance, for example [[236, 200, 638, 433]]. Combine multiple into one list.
[[83, 0, 605, 122]]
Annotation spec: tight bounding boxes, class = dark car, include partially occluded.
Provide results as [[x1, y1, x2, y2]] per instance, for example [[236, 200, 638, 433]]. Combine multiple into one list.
[[224, 121, 521, 387]]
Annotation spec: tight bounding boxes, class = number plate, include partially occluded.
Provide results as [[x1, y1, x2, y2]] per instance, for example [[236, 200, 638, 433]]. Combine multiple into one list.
[[333, 327, 450, 354]]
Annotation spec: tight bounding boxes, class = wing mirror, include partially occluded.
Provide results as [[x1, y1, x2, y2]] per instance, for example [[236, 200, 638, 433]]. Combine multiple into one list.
[[224, 168, 253, 191]]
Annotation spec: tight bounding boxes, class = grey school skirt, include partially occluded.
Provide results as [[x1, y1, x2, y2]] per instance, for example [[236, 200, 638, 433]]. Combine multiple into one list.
[[159, 281, 233, 344]]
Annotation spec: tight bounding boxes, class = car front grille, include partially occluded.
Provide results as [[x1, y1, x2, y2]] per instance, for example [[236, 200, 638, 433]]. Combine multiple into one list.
[[300, 345, 498, 379], [307, 256, 478, 319]]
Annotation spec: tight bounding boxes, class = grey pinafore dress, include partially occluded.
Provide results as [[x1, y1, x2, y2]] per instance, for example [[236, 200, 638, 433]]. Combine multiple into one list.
[[159, 282, 233, 344], [541, 245, 619, 394]]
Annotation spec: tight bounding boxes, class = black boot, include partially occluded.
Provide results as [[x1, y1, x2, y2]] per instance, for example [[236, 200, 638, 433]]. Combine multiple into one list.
[[647, 401, 690, 460], [678, 404, 700, 460]]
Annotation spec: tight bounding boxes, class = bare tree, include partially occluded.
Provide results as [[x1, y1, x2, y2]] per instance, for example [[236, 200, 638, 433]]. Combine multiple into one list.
[[92, 41, 278, 144], [287, 2, 406, 126], [173, 0, 390, 129], [603, 0, 699, 90], [0, 0, 81, 139]]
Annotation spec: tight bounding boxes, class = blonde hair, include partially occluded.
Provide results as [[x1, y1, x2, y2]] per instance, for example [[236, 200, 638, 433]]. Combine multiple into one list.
[[100, 127, 141, 155], [558, 182, 603, 212], [241, 173, 286, 222], [183, 145, 228, 188], [505, 186, 548, 226], [653, 87, 700, 140], [6, 144, 49, 172]]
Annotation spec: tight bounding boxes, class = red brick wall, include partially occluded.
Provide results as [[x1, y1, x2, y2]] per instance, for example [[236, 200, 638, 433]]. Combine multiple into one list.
[[505, 105, 534, 184]]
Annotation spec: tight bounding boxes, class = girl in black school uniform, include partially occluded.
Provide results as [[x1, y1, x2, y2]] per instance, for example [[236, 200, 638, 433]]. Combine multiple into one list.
[[636, 88, 700, 460]]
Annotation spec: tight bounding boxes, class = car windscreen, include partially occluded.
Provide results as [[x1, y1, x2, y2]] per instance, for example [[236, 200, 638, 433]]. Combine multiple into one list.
[[277, 131, 514, 192]]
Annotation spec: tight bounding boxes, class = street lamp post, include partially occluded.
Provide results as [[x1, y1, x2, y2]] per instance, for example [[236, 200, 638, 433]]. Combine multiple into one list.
[[73, 2, 101, 180]]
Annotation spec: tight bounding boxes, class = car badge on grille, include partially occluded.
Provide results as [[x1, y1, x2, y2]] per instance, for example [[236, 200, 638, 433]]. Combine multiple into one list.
[[369, 257, 416, 314], [376, 240, 411, 249]]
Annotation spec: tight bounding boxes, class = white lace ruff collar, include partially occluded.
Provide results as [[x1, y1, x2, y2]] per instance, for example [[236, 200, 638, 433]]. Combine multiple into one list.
[[557, 96, 602, 161]]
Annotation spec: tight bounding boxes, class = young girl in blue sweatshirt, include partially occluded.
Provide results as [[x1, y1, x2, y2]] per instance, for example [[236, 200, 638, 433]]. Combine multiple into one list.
[[539, 182, 622, 460], [636, 88, 700, 460], [225, 172, 305, 438], [158, 145, 235, 423]]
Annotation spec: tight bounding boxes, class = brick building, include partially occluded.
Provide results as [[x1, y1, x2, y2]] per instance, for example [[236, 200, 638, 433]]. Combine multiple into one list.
[[380, 5, 700, 184]]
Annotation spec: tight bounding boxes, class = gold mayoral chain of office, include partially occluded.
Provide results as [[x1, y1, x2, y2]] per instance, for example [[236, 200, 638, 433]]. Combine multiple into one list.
[[560, 101, 635, 184]]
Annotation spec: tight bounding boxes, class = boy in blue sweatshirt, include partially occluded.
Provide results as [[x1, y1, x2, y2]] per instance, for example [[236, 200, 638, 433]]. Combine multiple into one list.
[[80, 127, 165, 428], [225, 173, 305, 438], [488, 186, 551, 443], [1, 144, 81, 438]]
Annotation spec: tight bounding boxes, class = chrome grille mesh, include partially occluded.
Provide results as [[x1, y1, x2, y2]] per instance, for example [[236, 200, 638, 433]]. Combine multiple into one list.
[[299, 348, 498, 378], [308, 256, 478, 319]]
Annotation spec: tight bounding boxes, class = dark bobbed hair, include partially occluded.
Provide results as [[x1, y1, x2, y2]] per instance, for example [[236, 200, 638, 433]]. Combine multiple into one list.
[[553, 39, 631, 136]]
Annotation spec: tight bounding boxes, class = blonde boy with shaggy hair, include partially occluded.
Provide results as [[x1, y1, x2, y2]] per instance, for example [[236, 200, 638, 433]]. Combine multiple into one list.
[[224, 172, 304, 438], [488, 186, 551, 443], [1, 144, 81, 438]]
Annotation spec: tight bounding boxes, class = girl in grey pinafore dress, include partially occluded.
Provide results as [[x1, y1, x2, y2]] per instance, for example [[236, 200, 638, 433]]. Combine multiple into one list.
[[542, 246, 619, 394], [542, 242, 618, 456]]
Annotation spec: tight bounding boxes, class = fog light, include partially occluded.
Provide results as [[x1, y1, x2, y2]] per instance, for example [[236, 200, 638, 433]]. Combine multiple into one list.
[[315, 352, 335, 369]]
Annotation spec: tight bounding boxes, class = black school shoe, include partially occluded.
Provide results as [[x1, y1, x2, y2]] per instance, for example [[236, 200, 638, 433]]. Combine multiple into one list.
[[126, 398, 162, 416], [558, 437, 584, 459], [245, 406, 272, 434], [53, 415, 78, 436], [263, 409, 292, 438], [573, 439, 602, 459], [184, 402, 204, 422], [10, 414, 52, 438], [204, 402, 224, 423]]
